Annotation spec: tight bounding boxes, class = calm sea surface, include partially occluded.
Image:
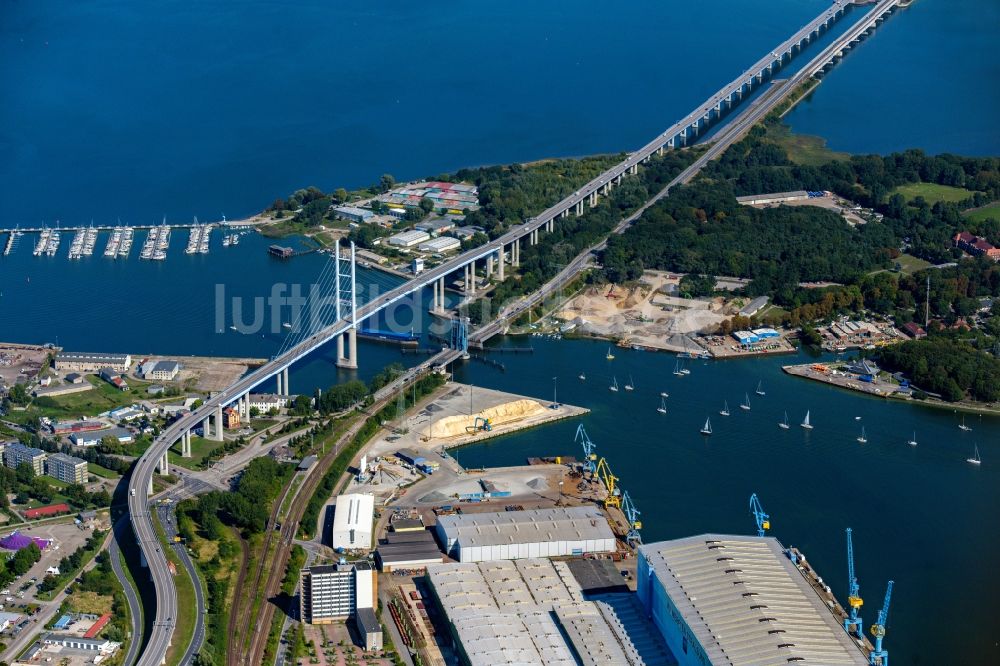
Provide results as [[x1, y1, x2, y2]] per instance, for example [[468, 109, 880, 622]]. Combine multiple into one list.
[[2, 0, 997, 226], [1, 1, 998, 663]]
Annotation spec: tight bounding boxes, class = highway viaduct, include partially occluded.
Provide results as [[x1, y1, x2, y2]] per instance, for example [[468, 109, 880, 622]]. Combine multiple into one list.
[[127, 0, 905, 663]]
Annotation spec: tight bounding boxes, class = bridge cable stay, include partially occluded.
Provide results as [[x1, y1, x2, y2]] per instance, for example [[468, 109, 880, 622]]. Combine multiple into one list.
[[274, 252, 339, 357]]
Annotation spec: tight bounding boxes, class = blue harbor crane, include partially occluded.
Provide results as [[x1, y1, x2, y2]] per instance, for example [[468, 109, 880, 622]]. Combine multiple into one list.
[[575, 424, 597, 474], [869, 580, 894, 666], [621, 490, 643, 545], [749, 493, 770, 537], [844, 527, 864, 636]]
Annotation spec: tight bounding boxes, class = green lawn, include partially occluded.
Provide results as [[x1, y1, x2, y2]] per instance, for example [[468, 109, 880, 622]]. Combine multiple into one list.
[[88, 463, 121, 479], [963, 201, 1000, 223], [31, 375, 149, 419], [167, 435, 227, 469], [764, 123, 850, 166], [892, 182, 974, 205], [895, 253, 933, 275]]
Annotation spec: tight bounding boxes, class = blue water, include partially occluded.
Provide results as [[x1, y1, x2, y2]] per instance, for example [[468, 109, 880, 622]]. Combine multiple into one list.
[[453, 340, 1000, 665], [785, 0, 1000, 156], [4, 0, 995, 227]]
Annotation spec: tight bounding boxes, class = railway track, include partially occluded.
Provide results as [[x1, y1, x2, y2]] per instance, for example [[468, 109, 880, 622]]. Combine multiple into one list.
[[227, 472, 300, 666], [241, 391, 402, 665]]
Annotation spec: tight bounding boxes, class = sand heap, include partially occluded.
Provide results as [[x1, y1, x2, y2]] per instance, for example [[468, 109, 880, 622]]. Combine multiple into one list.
[[424, 399, 548, 439]]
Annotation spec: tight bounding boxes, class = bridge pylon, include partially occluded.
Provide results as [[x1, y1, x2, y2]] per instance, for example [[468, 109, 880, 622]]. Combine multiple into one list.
[[335, 240, 359, 369]]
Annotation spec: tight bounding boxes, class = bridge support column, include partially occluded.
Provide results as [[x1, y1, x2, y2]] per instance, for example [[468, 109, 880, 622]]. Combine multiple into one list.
[[657, 146, 664, 157], [514, 239, 520, 266], [336, 329, 358, 369], [158, 452, 169, 476], [629, 164, 638, 175], [214, 405, 224, 441], [464, 264, 471, 294], [575, 201, 583, 216], [589, 192, 597, 208], [282, 368, 289, 396], [486, 254, 494, 278], [201, 417, 210, 439], [547, 219, 555, 232], [276, 371, 283, 396], [181, 431, 191, 458]]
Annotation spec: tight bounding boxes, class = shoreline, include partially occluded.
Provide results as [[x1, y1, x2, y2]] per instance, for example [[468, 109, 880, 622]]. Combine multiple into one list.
[[783, 362, 1000, 417]]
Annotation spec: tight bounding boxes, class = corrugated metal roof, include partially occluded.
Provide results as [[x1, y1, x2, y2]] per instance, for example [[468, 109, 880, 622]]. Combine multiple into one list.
[[639, 535, 868, 666], [437, 506, 614, 548]]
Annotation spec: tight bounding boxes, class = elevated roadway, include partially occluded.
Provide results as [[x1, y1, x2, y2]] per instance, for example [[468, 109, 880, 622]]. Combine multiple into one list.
[[127, 1, 902, 663]]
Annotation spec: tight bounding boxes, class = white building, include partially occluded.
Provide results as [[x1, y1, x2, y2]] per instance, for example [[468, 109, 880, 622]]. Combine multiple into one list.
[[387, 230, 430, 248], [637, 535, 868, 666], [42, 633, 119, 655], [435, 506, 615, 563], [299, 561, 375, 623], [418, 236, 461, 254], [247, 393, 288, 413], [331, 493, 374, 551], [138, 359, 181, 381], [331, 205, 374, 224], [54, 352, 131, 374]]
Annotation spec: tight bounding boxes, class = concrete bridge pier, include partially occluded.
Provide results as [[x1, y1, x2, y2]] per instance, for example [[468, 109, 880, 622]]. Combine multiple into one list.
[[282, 368, 289, 395], [158, 452, 169, 476], [213, 405, 224, 441], [180, 431, 191, 458], [464, 263, 473, 294], [512, 239, 520, 267], [547, 219, 555, 232], [589, 192, 598, 207], [486, 254, 494, 278], [575, 201, 584, 216], [336, 328, 358, 369], [275, 371, 283, 396], [498, 247, 506, 280]]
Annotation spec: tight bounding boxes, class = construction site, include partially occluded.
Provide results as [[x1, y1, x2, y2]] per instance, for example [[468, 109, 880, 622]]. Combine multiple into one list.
[[552, 271, 729, 353]]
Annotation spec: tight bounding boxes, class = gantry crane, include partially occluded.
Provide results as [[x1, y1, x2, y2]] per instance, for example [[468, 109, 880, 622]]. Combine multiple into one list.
[[621, 490, 642, 544], [595, 457, 620, 508], [575, 424, 597, 475], [869, 580, 894, 666], [749, 493, 770, 537], [844, 527, 864, 636]]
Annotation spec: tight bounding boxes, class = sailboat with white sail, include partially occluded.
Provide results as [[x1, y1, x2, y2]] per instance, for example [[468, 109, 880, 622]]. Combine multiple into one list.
[[740, 393, 751, 412], [967, 445, 981, 465], [609, 377, 619, 393], [605, 347, 615, 361], [857, 427, 867, 444], [779, 412, 790, 430], [800, 411, 813, 430], [700, 417, 712, 435], [720, 401, 730, 417], [959, 415, 972, 431], [657, 398, 667, 414], [624, 375, 634, 392], [755, 381, 765, 396], [907, 431, 917, 446]]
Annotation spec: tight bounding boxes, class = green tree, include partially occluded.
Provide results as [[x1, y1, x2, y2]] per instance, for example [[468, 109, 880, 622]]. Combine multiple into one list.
[[379, 174, 396, 193]]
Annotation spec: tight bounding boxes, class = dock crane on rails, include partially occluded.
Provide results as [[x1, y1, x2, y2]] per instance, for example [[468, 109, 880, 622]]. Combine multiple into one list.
[[621, 490, 642, 544], [575, 424, 597, 475], [749, 493, 770, 537], [869, 580, 894, 665], [844, 527, 864, 636], [595, 457, 621, 508]]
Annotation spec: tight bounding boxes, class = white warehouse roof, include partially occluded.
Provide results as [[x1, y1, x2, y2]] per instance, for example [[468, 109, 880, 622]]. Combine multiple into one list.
[[639, 535, 868, 666], [426, 560, 632, 666], [331, 493, 374, 551], [418, 236, 461, 253], [436, 505, 614, 551]]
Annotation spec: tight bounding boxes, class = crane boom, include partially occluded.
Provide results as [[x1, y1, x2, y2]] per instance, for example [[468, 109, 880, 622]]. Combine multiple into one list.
[[844, 528, 864, 635], [869, 580, 894, 665], [749, 493, 770, 537], [621, 490, 643, 544], [575, 424, 597, 474]]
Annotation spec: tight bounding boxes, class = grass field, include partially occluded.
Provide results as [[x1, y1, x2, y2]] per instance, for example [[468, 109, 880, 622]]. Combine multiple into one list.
[[88, 463, 121, 479], [893, 182, 974, 205], [167, 435, 227, 470], [895, 253, 933, 275], [30, 375, 155, 420], [765, 123, 850, 166], [963, 201, 1000, 223]]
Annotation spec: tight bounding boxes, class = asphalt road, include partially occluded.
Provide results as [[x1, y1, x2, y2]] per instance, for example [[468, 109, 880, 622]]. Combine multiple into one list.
[[111, 516, 144, 666], [156, 501, 206, 665]]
